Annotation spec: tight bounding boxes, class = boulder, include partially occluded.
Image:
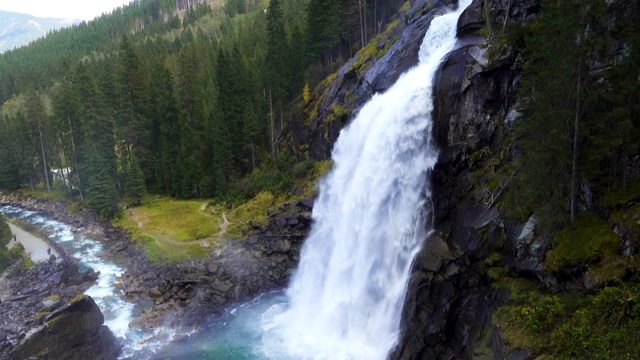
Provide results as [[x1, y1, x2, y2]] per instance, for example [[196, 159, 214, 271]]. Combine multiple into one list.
[[9, 295, 120, 359]]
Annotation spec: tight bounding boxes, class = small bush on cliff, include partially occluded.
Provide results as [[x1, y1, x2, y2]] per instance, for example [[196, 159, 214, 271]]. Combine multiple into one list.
[[495, 275, 640, 359]]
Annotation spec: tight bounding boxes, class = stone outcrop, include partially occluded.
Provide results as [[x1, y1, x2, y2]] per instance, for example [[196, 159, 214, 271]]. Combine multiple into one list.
[[7, 295, 120, 360], [295, 0, 459, 160], [393, 0, 543, 357]]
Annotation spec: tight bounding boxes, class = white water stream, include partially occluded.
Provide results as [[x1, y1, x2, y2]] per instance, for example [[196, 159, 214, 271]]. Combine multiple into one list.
[[258, 2, 471, 359]]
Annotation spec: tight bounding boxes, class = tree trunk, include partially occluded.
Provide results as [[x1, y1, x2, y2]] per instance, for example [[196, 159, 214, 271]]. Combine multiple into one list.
[[502, 0, 511, 35], [363, 0, 367, 44], [623, 146, 628, 194], [269, 90, 275, 157], [67, 115, 84, 201], [37, 120, 51, 193], [359, 0, 365, 48], [571, 58, 581, 222], [374, 0, 378, 34], [56, 135, 69, 194]]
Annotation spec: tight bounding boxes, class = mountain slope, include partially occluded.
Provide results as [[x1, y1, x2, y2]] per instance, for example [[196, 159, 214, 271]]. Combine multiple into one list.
[[0, 11, 80, 52]]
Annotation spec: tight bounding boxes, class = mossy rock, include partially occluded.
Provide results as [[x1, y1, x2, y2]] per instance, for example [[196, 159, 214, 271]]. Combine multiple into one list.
[[545, 213, 619, 272]]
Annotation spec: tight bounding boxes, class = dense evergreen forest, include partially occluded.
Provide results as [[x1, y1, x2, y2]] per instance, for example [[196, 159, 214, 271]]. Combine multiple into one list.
[[509, 0, 640, 230], [0, 0, 408, 218], [0, 0, 638, 226]]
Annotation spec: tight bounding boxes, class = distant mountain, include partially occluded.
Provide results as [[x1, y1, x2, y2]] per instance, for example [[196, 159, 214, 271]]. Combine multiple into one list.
[[0, 11, 81, 52]]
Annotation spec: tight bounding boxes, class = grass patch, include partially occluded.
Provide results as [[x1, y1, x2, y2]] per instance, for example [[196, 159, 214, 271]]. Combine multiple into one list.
[[133, 201, 219, 242]]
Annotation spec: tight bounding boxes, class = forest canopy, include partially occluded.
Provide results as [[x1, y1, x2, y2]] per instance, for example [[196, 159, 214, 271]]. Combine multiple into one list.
[[0, 0, 408, 218]]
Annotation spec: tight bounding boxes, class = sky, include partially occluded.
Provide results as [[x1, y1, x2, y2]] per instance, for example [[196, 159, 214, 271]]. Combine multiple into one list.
[[0, 0, 133, 20]]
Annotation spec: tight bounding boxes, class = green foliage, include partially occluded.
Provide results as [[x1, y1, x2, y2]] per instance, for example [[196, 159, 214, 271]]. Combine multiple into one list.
[[228, 156, 317, 201], [0, 0, 415, 225], [0, 214, 10, 248], [495, 275, 640, 359], [545, 213, 619, 272]]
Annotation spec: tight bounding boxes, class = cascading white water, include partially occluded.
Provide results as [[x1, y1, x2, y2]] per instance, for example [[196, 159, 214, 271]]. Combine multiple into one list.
[[260, 2, 471, 359]]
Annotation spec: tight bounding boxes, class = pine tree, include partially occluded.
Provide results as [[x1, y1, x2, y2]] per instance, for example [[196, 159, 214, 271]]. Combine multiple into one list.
[[0, 115, 25, 189], [51, 59, 85, 199], [74, 63, 121, 217], [115, 34, 152, 179], [87, 149, 120, 219], [266, 0, 291, 107], [125, 153, 147, 205]]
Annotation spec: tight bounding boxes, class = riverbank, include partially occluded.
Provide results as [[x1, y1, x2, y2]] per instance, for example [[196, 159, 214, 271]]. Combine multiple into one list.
[[0, 208, 118, 358], [6, 222, 59, 262]]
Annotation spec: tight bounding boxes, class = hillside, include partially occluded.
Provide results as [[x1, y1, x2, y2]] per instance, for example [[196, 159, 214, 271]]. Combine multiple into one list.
[[0, 11, 80, 52]]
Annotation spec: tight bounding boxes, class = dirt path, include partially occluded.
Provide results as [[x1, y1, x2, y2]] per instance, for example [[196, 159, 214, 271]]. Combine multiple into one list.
[[6, 223, 58, 262]]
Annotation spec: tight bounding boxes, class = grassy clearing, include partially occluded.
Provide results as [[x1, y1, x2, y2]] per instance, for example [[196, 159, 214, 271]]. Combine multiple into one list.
[[131, 201, 220, 241], [114, 160, 332, 262]]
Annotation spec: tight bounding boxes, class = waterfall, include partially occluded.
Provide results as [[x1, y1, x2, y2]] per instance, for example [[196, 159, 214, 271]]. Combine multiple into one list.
[[259, 1, 471, 359]]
